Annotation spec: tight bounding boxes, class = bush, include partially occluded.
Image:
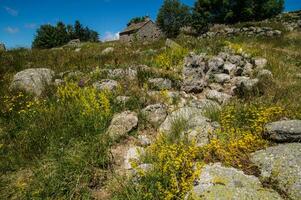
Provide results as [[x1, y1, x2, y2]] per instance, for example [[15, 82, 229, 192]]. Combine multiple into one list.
[[112, 135, 201, 200], [202, 103, 284, 172], [32, 21, 99, 49], [154, 46, 188, 70]]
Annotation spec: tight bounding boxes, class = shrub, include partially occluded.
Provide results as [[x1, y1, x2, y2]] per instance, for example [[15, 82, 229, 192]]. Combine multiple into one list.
[[201, 103, 284, 172], [113, 135, 201, 200], [154, 46, 188, 70]]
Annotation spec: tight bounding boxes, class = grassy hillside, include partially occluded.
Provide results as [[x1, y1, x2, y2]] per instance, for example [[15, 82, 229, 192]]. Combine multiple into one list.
[[0, 23, 301, 199]]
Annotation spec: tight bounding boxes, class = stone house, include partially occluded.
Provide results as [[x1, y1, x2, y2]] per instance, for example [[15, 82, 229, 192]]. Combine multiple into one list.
[[119, 18, 163, 42]]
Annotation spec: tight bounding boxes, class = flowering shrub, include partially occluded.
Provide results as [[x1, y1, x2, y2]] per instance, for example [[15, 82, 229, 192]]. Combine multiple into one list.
[[154, 47, 188, 70], [56, 82, 112, 118], [202, 104, 284, 169], [118, 135, 201, 200]]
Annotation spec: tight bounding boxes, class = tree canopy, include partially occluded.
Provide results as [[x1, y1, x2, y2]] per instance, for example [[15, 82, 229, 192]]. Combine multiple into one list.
[[156, 0, 191, 38], [32, 21, 99, 49]]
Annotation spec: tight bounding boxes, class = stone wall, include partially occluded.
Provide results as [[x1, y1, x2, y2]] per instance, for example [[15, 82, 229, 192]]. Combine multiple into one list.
[[199, 26, 282, 39]]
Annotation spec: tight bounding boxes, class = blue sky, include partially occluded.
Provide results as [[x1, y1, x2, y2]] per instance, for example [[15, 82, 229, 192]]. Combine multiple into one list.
[[0, 0, 300, 48]]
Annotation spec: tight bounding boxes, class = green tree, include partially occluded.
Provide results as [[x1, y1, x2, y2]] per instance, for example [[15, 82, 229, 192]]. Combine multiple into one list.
[[32, 24, 59, 49], [194, 0, 284, 24], [156, 0, 191, 38], [32, 21, 99, 49]]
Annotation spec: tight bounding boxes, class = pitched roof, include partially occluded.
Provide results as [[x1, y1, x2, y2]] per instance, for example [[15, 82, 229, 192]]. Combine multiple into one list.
[[119, 20, 152, 35]]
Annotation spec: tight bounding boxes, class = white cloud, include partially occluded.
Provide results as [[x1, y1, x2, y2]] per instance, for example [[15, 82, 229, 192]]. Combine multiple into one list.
[[4, 26, 19, 34], [25, 23, 37, 29], [103, 31, 120, 41], [4, 6, 18, 16]]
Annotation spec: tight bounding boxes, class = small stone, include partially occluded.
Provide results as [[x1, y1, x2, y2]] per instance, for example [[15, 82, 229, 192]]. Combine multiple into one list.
[[208, 56, 224, 71], [142, 104, 167, 127], [253, 58, 267, 69], [223, 62, 236, 75], [115, 96, 130, 104], [242, 62, 254, 77], [213, 73, 231, 84], [138, 135, 152, 146], [93, 79, 118, 92], [206, 90, 232, 104], [148, 78, 172, 90], [107, 111, 138, 139]]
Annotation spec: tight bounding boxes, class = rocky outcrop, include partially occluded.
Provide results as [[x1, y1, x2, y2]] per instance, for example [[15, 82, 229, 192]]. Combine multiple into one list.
[[264, 120, 301, 142], [251, 143, 301, 200], [192, 163, 283, 200], [10, 68, 54, 96], [107, 111, 138, 139]]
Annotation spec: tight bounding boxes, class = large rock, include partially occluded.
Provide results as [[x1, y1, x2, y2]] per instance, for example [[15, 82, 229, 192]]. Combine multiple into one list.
[[107, 111, 138, 139], [0, 43, 6, 51], [192, 163, 282, 200], [93, 79, 119, 92], [159, 107, 213, 146], [148, 78, 172, 90], [142, 104, 167, 127], [251, 143, 301, 200], [10, 68, 54, 96], [264, 120, 301, 142], [206, 90, 232, 104]]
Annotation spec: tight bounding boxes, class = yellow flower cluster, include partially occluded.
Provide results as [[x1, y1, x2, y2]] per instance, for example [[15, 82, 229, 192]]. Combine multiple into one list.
[[145, 135, 201, 200], [56, 82, 111, 117], [154, 47, 188, 70], [203, 104, 284, 168]]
